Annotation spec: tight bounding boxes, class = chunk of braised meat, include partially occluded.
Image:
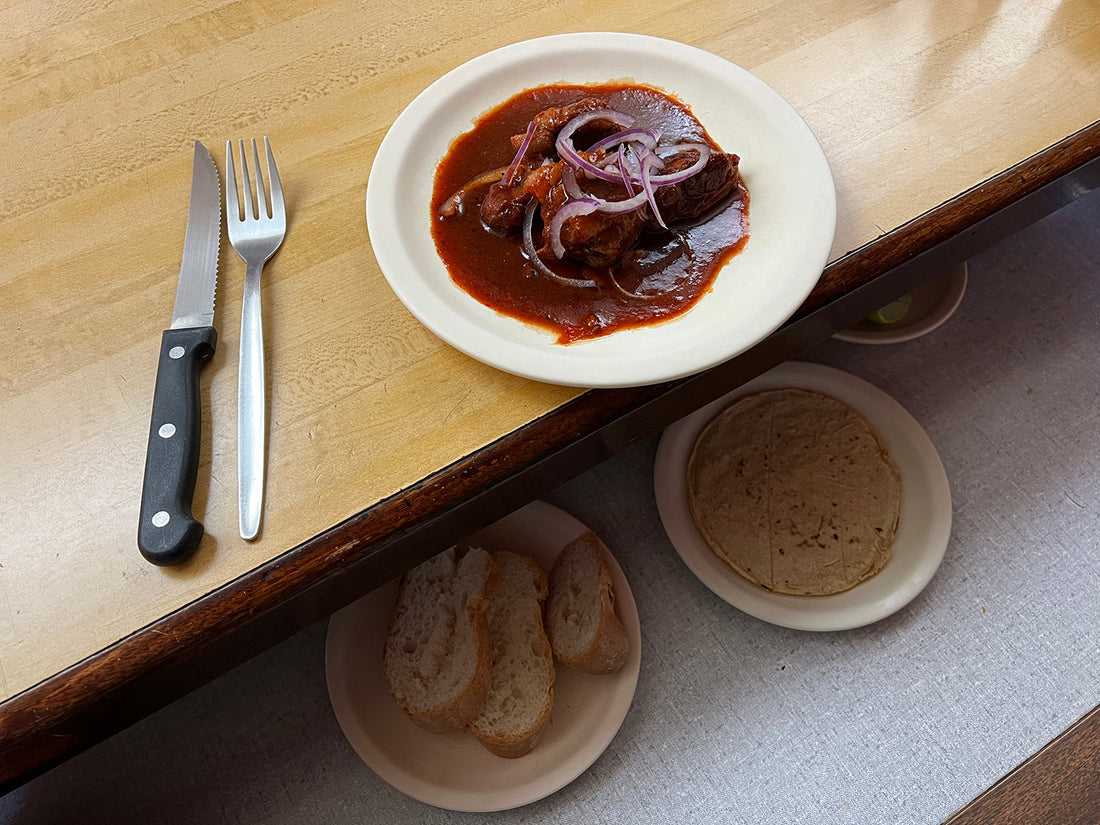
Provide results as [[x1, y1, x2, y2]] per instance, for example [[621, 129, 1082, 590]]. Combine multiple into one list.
[[562, 207, 646, 268], [480, 161, 535, 235], [481, 99, 625, 236], [519, 160, 562, 205], [510, 98, 620, 158], [651, 151, 741, 227], [524, 162, 645, 268]]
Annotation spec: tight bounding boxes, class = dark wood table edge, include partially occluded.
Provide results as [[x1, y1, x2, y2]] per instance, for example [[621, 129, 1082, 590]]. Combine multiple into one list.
[[944, 703, 1100, 825], [2, 121, 1098, 797]]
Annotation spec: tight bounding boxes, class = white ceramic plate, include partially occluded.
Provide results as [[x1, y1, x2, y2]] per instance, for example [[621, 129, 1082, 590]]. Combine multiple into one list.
[[653, 361, 951, 631], [834, 263, 968, 345], [325, 501, 641, 812], [365, 32, 836, 387]]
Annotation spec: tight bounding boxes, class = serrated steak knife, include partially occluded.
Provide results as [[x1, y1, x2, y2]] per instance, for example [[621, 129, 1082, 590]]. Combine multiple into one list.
[[138, 142, 221, 566]]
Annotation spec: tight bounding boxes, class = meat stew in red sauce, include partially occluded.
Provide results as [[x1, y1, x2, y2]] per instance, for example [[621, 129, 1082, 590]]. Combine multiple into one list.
[[431, 83, 749, 344]]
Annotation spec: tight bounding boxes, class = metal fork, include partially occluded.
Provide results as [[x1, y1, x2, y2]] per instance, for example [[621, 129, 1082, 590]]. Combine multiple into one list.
[[226, 137, 286, 541]]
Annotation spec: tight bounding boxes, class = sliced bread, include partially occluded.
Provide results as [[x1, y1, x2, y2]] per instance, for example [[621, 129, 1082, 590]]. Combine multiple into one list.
[[383, 547, 498, 733], [546, 532, 629, 674], [468, 551, 556, 758]]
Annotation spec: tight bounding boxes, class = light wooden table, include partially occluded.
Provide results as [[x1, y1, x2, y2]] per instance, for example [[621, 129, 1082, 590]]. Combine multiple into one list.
[[1, 0, 1098, 818]]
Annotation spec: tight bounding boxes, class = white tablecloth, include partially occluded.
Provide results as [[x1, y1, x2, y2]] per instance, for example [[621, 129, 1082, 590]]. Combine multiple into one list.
[[5, 189, 1099, 825]]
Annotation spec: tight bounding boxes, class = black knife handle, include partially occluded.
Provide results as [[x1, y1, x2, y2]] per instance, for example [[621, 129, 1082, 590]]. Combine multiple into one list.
[[138, 326, 218, 566]]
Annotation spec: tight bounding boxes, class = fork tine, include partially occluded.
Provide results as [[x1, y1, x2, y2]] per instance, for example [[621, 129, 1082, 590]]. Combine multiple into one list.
[[237, 139, 255, 220], [225, 140, 239, 222], [250, 138, 268, 220], [263, 137, 285, 222]]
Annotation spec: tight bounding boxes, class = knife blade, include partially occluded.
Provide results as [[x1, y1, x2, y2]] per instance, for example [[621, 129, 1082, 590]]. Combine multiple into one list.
[[137, 141, 221, 566]]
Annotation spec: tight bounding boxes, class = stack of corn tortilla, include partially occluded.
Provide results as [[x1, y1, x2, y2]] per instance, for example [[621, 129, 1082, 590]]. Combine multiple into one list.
[[686, 388, 901, 596]]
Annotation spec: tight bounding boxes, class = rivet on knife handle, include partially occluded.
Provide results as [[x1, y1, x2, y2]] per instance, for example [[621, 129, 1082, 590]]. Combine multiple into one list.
[[138, 326, 217, 565]]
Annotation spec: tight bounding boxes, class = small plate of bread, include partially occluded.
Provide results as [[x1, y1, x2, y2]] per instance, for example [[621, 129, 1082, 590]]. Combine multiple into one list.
[[325, 500, 640, 812]]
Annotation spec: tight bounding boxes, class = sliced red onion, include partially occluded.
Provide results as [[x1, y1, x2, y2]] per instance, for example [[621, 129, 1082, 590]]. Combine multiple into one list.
[[589, 127, 661, 154], [648, 143, 711, 185], [521, 199, 555, 276], [590, 189, 649, 214], [625, 145, 643, 179], [557, 108, 635, 145], [561, 161, 647, 214], [547, 112, 714, 232], [617, 146, 636, 197], [561, 165, 585, 200], [638, 152, 667, 228], [555, 109, 634, 183], [634, 145, 666, 170], [438, 166, 507, 217], [521, 200, 597, 287], [608, 271, 670, 301], [564, 148, 626, 183], [547, 197, 600, 259], [504, 121, 538, 185]]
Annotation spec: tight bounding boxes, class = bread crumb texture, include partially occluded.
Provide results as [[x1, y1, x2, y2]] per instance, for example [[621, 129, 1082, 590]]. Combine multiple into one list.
[[547, 533, 629, 674], [383, 547, 495, 732], [468, 551, 555, 757]]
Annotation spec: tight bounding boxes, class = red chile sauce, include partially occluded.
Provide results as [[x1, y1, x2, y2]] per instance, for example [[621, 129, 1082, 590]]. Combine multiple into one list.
[[430, 83, 750, 344]]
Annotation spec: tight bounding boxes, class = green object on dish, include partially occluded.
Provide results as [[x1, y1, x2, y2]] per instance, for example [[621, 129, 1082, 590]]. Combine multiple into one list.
[[867, 294, 912, 325]]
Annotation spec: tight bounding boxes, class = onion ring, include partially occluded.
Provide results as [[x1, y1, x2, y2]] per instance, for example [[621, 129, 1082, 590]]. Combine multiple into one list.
[[547, 198, 600, 259], [504, 121, 538, 185], [521, 200, 598, 287], [438, 166, 508, 217], [648, 143, 711, 185], [638, 152, 666, 228], [555, 109, 635, 183], [561, 165, 585, 200], [617, 145, 636, 197], [589, 126, 661, 154]]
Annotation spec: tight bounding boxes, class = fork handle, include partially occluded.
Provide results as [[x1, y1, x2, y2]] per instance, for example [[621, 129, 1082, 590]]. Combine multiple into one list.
[[238, 260, 265, 540]]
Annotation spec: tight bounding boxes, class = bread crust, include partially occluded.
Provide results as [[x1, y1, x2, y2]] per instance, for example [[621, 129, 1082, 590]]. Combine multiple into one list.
[[383, 548, 499, 733], [548, 533, 629, 675], [477, 717, 551, 758], [469, 552, 556, 758]]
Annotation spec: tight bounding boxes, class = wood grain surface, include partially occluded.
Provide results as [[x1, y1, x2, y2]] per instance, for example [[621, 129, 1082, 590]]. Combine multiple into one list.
[[1, 0, 1098, 796], [946, 705, 1100, 825]]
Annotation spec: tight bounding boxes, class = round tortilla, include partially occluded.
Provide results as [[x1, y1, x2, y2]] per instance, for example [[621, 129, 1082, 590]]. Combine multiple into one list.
[[686, 388, 901, 596]]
